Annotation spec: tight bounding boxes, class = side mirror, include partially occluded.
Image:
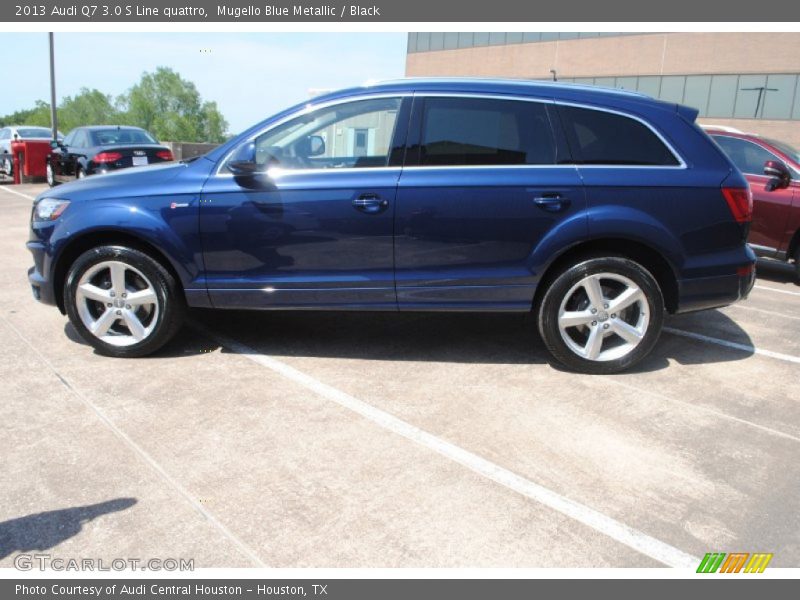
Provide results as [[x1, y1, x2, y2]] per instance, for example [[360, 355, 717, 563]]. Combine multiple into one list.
[[764, 159, 791, 191], [50, 140, 60, 149], [307, 135, 325, 157], [295, 135, 326, 159], [227, 160, 261, 176], [227, 141, 261, 176]]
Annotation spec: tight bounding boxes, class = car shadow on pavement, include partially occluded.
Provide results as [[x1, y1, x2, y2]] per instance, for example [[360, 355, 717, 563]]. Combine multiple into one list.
[[64, 307, 755, 372], [184, 307, 754, 373], [0, 498, 137, 561]]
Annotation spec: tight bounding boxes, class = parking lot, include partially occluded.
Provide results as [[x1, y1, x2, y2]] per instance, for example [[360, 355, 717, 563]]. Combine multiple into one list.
[[0, 180, 798, 569]]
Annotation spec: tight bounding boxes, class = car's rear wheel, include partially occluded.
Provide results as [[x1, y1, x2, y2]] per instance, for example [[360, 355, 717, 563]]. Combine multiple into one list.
[[794, 246, 800, 280], [537, 256, 664, 374], [64, 246, 184, 357]]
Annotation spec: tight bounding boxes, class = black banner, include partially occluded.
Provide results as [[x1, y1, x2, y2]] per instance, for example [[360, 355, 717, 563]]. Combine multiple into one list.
[[3, 579, 799, 600], [3, 0, 800, 22]]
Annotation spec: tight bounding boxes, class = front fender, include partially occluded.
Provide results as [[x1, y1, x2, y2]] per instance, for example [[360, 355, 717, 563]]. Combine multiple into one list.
[[49, 196, 201, 288]]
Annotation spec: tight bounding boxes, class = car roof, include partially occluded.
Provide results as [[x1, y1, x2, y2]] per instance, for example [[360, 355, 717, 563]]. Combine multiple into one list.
[[310, 77, 683, 114], [79, 125, 147, 131]]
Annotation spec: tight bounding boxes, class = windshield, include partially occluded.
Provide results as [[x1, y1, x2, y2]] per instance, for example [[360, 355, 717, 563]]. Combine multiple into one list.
[[90, 129, 157, 145], [17, 127, 53, 138], [763, 138, 800, 164]]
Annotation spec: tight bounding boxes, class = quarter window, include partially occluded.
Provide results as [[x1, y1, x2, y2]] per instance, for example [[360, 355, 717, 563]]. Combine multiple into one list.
[[558, 105, 680, 166], [711, 135, 777, 175], [417, 97, 557, 166]]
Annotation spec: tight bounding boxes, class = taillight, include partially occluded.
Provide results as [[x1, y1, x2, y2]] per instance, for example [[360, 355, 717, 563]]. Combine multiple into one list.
[[94, 151, 123, 163], [721, 187, 752, 224], [156, 150, 174, 161]]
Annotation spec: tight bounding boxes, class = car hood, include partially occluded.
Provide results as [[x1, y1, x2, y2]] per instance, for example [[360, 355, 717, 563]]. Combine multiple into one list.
[[38, 159, 213, 202]]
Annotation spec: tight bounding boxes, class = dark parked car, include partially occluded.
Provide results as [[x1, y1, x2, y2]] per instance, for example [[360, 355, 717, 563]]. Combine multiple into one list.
[[46, 125, 174, 186], [704, 127, 800, 276], [28, 79, 756, 373]]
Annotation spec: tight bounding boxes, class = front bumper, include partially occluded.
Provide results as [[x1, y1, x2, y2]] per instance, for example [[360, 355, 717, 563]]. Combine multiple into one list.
[[27, 240, 59, 308]]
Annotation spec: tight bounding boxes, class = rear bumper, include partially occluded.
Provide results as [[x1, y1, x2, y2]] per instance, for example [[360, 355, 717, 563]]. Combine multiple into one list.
[[674, 246, 756, 314]]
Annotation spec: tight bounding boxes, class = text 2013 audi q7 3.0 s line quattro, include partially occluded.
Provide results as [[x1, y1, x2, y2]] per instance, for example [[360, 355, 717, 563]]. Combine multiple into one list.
[[27, 79, 756, 374]]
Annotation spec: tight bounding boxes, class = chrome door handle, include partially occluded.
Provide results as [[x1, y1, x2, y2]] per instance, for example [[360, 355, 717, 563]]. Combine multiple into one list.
[[533, 194, 570, 212], [352, 194, 389, 214]]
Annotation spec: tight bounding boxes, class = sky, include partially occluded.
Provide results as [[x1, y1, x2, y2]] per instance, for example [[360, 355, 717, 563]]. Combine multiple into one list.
[[0, 32, 408, 134]]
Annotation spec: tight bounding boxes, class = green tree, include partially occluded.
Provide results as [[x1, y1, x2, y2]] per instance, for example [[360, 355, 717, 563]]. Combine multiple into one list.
[[57, 88, 120, 131], [0, 101, 51, 128], [119, 67, 228, 143], [0, 67, 228, 143]]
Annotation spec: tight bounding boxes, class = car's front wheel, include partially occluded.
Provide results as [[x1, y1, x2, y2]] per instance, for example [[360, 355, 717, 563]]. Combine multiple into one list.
[[537, 256, 664, 374], [46, 162, 57, 187], [64, 246, 184, 357]]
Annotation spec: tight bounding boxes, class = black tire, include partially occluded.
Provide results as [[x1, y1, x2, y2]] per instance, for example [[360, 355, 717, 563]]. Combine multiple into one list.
[[794, 246, 800, 281], [46, 162, 58, 187], [76, 165, 86, 179], [537, 256, 665, 374], [64, 245, 185, 358]]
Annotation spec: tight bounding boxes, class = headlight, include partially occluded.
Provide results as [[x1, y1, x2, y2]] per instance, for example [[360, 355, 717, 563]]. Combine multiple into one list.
[[33, 198, 70, 221]]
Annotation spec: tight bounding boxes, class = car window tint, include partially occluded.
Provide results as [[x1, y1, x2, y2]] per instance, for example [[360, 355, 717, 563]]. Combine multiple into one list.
[[250, 97, 402, 170], [0, 129, 9, 140], [17, 127, 51, 138], [712, 135, 777, 175], [63, 131, 75, 146], [72, 130, 88, 147], [418, 97, 556, 166], [91, 129, 157, 145], [558, 105, 680, 166]]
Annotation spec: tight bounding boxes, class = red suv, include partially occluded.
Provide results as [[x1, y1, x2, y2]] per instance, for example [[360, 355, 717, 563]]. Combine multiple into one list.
[[705, 127, 800, 276]]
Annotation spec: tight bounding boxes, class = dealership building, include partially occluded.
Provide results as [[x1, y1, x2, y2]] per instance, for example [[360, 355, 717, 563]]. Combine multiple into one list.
[[405, 32, 800, 147]]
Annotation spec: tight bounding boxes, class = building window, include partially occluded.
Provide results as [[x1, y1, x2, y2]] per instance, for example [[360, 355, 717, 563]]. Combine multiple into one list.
[[761, 74, 797, 120]]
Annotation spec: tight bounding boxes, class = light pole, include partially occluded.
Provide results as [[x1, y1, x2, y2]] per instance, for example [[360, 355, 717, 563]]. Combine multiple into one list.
[[49, 32, 58, 140]]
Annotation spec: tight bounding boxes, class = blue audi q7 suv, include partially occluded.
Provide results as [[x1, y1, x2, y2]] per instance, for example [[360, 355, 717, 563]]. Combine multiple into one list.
[[27, 78, 756, 374]]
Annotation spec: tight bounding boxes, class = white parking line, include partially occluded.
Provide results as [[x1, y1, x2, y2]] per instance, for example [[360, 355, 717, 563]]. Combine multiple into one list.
[[195, 323, 699, 569], [0, 314, 267, 568], [0, 186, 35, 200], [754, 284, 800, 297], [664, 327, 800, 364], [608, 378, 800, 445], [726, 303, 800, 321]]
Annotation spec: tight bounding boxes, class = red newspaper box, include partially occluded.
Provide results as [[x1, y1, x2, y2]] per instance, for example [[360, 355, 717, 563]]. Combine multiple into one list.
[[18, 139, 50, 179]]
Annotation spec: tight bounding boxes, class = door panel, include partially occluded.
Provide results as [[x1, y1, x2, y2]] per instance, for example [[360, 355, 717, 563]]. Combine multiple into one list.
[[747, 174, 795, 252], [200, 169, 399, 309], [395, 95, 584, 310], [395, 168, 585, 309], [199, 95, 409, 310]]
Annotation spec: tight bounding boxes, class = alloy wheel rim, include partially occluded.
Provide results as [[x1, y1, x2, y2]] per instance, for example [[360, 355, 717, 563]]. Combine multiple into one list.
[[75, 260, 159, 347], [557, 272, 649, 362]]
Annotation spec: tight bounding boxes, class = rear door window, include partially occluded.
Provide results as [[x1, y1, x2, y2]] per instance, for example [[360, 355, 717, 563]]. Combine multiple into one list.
[[557, 105, 680, 166], [416, 97, 557, 166]]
